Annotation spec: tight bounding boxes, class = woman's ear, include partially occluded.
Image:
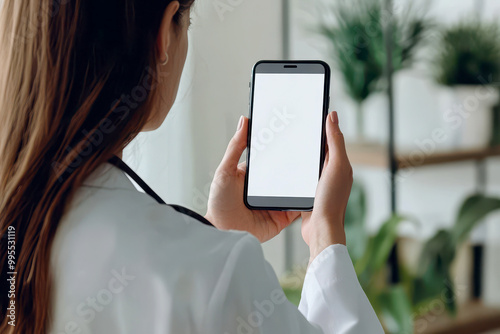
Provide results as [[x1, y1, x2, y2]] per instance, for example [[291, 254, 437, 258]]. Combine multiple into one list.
[[156, 1, 181, 63]]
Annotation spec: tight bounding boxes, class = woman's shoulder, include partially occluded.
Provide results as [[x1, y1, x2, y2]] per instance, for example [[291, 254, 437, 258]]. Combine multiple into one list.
[[54, 179, 250, 267], [57, 162, 246, 252]]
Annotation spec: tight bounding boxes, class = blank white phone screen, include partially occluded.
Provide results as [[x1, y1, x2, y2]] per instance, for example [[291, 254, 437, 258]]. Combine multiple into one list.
[[247, 73, 325, 198]]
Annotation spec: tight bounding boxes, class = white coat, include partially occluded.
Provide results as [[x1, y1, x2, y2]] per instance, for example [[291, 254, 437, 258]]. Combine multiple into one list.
[[49, 163, 384, 334]]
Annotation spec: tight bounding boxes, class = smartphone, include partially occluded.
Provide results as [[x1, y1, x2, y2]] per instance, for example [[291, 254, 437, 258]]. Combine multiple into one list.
[[244, 60, 331, 211]]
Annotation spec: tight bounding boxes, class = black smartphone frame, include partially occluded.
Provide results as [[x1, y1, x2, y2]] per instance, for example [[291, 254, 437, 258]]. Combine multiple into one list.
[[243, 60, 331, 211]]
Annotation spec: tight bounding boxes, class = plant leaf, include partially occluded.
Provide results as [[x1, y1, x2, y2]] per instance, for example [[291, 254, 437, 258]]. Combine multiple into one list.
[[452, 194, 500, 244], [345, 181, 368, 261], [355, 215, 406, 279], [414, 230, 457, 314], [413, 259, 457, 315], [378, 285, 414, 334], [417, 230, 455, 275]]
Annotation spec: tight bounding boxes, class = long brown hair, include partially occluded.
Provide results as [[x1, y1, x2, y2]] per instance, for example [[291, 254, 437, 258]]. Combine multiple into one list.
[[0, 0, 193, 332]]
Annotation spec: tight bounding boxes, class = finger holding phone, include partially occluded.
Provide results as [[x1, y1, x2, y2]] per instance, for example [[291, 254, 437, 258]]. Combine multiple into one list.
[[205, 115, 301, 243], [301, 111, 352, 263]]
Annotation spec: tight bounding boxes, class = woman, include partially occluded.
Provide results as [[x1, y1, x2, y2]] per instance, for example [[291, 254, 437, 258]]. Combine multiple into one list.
[[0, 0, 383, 333]]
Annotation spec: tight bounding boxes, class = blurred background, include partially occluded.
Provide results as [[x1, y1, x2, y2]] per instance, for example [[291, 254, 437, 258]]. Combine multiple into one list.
[[124, 0, 500, 332]]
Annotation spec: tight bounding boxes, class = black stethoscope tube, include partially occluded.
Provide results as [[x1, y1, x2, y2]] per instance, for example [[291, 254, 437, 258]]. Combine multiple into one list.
[[108, 156, 214, 227]]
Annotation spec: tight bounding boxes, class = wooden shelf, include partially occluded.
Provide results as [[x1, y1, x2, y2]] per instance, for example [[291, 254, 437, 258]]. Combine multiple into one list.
[[421, 301, 500, 334], [347, 143, 500, 170]]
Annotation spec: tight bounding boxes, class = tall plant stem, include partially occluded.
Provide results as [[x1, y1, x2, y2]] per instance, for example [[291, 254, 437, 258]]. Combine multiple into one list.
[[356, 102, 365, 142]]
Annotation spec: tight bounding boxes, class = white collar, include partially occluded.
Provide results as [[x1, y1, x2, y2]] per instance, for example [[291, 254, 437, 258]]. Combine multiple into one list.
[[81, 163, 137, 192]]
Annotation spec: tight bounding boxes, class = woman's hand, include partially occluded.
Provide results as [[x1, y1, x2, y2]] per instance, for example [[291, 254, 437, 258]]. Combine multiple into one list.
[[205, 116, 300, 242], [301, 111, 352, 263]]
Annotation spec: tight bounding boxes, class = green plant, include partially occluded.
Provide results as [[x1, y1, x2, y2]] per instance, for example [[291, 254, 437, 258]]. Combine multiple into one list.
[[358, 191, 500, 332], [346, 186, 413, 332], [413, 194, 500, 315], [282, 182, 500, 334], [282, 182, 415, 332], [317, 0, 431, 138], [434, 20, 500, 86]]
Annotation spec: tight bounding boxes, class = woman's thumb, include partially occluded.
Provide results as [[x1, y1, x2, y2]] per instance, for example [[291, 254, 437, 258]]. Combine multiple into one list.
[[219, 116, 248, 171], [326, 111, 348, 159]]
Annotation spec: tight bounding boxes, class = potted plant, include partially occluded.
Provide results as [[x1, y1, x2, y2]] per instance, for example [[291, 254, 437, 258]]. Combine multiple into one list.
[[281, 181, 500, 333], [317, 0, 431, 142], [434, 20, 500, 149]]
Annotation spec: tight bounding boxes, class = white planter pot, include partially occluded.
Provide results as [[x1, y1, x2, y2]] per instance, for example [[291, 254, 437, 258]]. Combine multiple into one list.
[[453, 85, 498, 150]]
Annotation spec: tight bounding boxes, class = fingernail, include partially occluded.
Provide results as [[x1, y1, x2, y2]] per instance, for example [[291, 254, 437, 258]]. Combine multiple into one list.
[[236, 116, 244, 131], [330, 111, 339, 124]]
